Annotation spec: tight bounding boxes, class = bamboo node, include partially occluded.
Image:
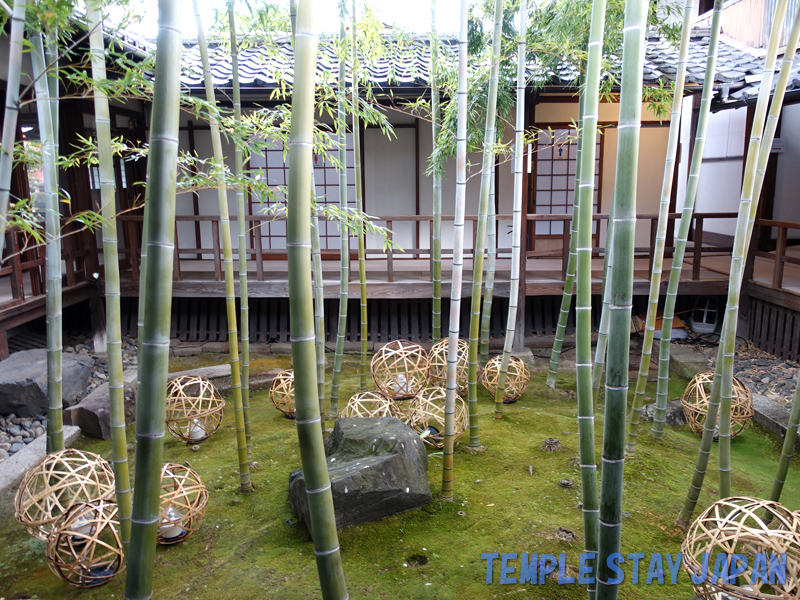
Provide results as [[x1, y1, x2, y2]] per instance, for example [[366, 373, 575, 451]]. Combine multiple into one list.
[[428, 338, 470, 395], [407, 386, 468, 449], [270, 369, 296, 418], [370, 340, 430, 400], [14, 448, 115, 540], [680, 371, 754, 440], [158, 462, 209, 545], [165, 375, 226, 443], [44, 499, 124, 588], [480, 355, 531, 403]]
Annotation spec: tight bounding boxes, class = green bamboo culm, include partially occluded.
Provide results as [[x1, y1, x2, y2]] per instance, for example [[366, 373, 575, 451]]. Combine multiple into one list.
[[287, 0, 349, 594], [29, 29, 63, 454], [329, 0, 350, 418], [768, 369, 800, 507], [676, 0, 791, 526], [478, 168, 497, 364], [228, 3, 253, 460], [430, 0, 443, 342], [352, 0, 368, 392], [595, 0, 649, 595], [650, 0, 724, 441], [440, 0, 469, 500], [466, 0, 504, 450], [573, 0, 608, 594], [290, 0, 326, 416], [87, 1, 132, 547], [591, 218, 612, 406], [625, 0, 696, 456], [717, 0, 799, 500], [0, 0, 27, 255], [193, 0, 252, 493], [124, 1, 182, 596], [492, 0, 526, 419]]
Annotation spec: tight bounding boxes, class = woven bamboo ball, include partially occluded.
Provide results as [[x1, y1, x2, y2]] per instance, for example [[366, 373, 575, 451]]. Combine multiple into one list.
[[408, 386, 468, 448], [270, 369, 296, 418], [371, 340, 429, 400], [680, 371, 754, 439], [428, 338, 470, 395], [44, 499, 124, 588], [341, 390, 400, 418], [158, 462, 209, 545], [14, 448, 115, 540], [480, 355, 530, 403], [682, 496, 800, 599], [165, 375, 225, 443]]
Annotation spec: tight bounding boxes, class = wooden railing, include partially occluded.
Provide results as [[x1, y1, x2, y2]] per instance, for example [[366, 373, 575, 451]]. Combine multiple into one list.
[[115, 211, 739, 285], [752, 219, 800, 290]]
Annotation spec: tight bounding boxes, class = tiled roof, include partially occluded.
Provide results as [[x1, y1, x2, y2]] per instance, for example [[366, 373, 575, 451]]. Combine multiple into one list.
[[178, 28, 766, 94], [730, 54, 800, 101]]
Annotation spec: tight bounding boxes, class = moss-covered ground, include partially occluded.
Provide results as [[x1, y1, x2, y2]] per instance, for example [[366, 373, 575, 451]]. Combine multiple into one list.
[[1, 353, 798, 599]]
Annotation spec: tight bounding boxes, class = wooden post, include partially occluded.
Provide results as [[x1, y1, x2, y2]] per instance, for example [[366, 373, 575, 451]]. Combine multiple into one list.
[[773, 226, 787, 288], [692, 215, 704, 281], [0, 331, 8, 361]]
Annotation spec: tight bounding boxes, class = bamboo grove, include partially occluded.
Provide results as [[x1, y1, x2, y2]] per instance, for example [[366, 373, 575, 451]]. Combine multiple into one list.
[[5, 0, 800, 598]]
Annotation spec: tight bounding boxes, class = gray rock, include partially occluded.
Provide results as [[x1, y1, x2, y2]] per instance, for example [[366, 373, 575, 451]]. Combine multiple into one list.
[[289, 417, 431, 535], [9, 442, 23, 453], [6, 424, 20, 436], [640, 399, 687, 427], [0, 349, 93, 417], [64, 368, 138, 440], [0, 448, 7, 461]]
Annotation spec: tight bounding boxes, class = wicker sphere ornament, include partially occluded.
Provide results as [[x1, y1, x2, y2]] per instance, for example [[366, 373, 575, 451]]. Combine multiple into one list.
[[408, 386, 468, 448], [682, 496, 800, 600], [428, 338, 470, 395], [44, 499, 124, 588], [165, 375, 226, 443], [480, 355, 531, 403], [14, 448, 115, 540], [340, 391, 400, 418], [157, 462, 209, 545], [681, 371, 754, 439], [270, 369, 296, 418], [371, 340, 430, 400]]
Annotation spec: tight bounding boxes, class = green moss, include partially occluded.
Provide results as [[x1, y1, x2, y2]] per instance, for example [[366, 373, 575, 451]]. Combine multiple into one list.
[[1, 355, 798, 599]]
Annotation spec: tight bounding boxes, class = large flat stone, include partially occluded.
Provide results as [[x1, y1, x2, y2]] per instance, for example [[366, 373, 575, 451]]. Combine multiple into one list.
[[0, 349, 93, 417], [289, 417, 431, 535], [168, 365, 280, 394], [64, 369, 138, 440], [752, 393, 800, 451]]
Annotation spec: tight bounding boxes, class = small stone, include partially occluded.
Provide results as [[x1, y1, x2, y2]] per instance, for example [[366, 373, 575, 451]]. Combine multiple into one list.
[[232, 498, 240, 505], [7, 424, 21, 436], [127, 443, 134, 451], [457, 511, 467, 517], [20, 419, 31, 429], [475, 479, 484, 484], [559, 478, 574, 488], [22, 437, 33, 443], [191, 445, 200, 452], [0, 448, 7, 461], [34, 427, 44, 437], [9, 442, 23, 453], [622, 511, 631, 519]]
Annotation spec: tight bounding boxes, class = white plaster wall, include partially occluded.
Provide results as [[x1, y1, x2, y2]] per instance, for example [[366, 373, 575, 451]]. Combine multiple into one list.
[[773, 102, 800, 238]]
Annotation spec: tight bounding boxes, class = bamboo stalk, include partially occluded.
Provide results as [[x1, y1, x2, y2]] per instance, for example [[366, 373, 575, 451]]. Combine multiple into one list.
[[768, 370, 800, 506], [650, 0, 724, 441], [625, 0, 695, 457], [493, 0, 527, 419], [287, 0, 349, 595], [466, 0, 504, 450], [478, 168, 497, 364], [431, 0, 442, 342], [676, 0, 790, 530], [29, 30, 63, 454], [573, 0, 607, 595], [0, 0, 27, 256], [124, 1, 181, 595], [595, 0, 648, 595], [546, 88, 584, 389], [87, 1, 132, 548], [440, 0, 469, 500], [193, 0, 251, 493], [229, 4, 252, 460], [329, 0, 349, 418], [591, 218, 612, 407], [352, 0, 368, 392]]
